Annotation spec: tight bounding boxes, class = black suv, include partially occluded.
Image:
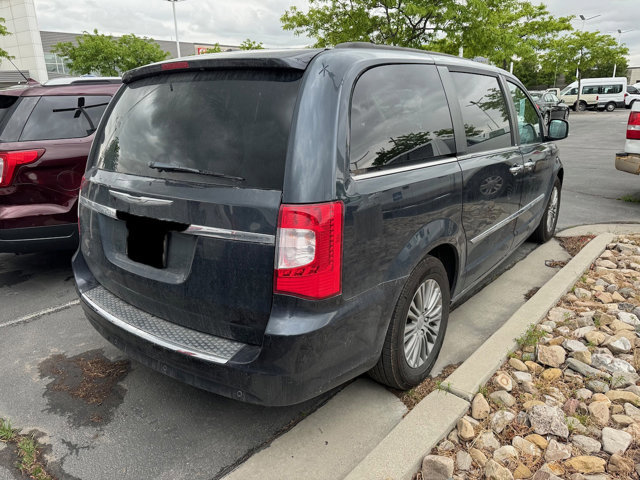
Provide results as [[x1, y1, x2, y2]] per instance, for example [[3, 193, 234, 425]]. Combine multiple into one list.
[[73, 44, 568, 406]]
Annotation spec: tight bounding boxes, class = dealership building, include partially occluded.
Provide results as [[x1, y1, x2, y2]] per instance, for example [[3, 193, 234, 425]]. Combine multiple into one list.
[[0, 0, 235, 86]]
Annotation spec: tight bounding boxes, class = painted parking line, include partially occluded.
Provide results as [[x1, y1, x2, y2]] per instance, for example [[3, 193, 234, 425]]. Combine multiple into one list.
[[0, 299, 80, 328]]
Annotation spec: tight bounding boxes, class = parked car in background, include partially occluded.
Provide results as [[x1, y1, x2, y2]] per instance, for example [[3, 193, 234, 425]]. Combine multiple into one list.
[[615, 101, 640, 175], [531, 91, 570, 126], [593, 77, 628, 111], [73, 44, 568, 406], [559, 83, 599, 111], [0, 77, 121, 253], [545, 87, 561, 97], [626, 85, 640, 109]]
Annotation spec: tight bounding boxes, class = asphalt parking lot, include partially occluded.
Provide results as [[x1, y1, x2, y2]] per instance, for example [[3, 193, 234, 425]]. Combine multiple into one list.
[[0, 107, 638, 480]]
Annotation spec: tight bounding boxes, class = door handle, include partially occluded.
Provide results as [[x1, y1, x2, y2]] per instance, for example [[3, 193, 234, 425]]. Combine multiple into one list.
[[524, 160, 536, 172], [509, 164, 524, 176]]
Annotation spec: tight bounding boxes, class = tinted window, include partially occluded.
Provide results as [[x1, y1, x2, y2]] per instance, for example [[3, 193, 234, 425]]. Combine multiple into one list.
[[548, 94, 559, 103], [349, 64, 454, 174], [20, 96, 111, 141], [0, 95, 18, 127], [0, 97, 38, 142], [599, 84, 623, 94], [94, 69, 302, 190], [508, 83, 542, 145], [451, 72, 512, 153], [628, 86, 639, 94], [582, 86, 598, 95]]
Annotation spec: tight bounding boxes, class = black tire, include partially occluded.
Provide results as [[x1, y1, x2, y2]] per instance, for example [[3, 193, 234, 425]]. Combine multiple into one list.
[[563, 109, 569, 121], [577, 101, 587, 112], [369, 255, 450, 390], [531, 177, 561, 244], [605, 102, 616, 112], [630, 100, 636, 109]]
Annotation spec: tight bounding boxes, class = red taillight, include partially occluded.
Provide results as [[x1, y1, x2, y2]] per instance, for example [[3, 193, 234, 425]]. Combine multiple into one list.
[[161, 61, 189, 71], [274, 201, 344, 300], [628, 111, 640, 140], [0, 149, 45, 187]]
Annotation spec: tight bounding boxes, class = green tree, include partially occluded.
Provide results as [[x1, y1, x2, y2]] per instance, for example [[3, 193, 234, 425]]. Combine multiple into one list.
[[116, 34, 170, 72], [239, 39, 264, 50], [203, 43, 223, 54], [0, 17, 12, 59], [430, 0, 572, 69], [52, 29, 169, 76], [281, 0, 453, 48], [541, 31, 629, 83]]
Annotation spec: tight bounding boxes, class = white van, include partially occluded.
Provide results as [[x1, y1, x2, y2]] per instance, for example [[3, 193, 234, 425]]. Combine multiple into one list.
[[560, 77, 628, 112]]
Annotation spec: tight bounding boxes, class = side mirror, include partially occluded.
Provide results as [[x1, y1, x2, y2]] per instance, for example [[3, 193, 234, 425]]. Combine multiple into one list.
[[558, 99, 565, 104], [546, 119, 569, 141]]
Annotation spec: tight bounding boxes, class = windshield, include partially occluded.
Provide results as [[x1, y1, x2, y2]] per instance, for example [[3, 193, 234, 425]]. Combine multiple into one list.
[[560, 86, 573, 96], [92, 69, 303, 190]]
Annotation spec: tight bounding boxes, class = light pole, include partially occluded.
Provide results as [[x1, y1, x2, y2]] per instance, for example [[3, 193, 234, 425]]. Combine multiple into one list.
[[576, 14, 601, 78], [613, 29, 632, 78], [166, 0, 185, 58]]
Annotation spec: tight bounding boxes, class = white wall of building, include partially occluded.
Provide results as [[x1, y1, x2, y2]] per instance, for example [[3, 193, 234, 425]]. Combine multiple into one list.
[[0, 0, 47, 82]]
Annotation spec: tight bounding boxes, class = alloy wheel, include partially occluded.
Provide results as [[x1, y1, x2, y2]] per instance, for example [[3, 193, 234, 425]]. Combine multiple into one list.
[[404, 279, 443, 369], [546, 186, 559, 233]]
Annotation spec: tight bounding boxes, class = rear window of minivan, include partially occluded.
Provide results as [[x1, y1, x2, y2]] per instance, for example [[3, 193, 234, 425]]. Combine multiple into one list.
[[92, 69, 303, 190]]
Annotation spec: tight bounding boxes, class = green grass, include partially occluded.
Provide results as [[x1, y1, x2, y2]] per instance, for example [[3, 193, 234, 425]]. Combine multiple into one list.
[[619, 195, 640, 203], [0, 419, 53, 480], [516, 325, 546, 349], [0, 419, 14, 441]]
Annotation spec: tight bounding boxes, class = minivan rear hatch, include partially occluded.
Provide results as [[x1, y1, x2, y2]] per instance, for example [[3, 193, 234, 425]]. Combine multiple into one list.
[[80, 66, 304, 345]]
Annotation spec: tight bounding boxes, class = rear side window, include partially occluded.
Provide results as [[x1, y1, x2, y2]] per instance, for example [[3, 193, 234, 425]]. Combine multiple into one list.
[[0, 95, 18, 126], [349, 64, 454, 174], [582, 86, 598, 95], [451, 72, 512, 154], [20, 96, 111, 141], [93, 69, 302, 190]]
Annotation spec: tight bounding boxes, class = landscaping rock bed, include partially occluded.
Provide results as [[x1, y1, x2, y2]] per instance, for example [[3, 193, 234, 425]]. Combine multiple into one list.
[[417, 235, 640, 480]]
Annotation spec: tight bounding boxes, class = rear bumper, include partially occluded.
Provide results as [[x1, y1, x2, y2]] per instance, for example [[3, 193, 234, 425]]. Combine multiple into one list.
[[615, 153, 640, 175], [73, 250, 403, 406], [0, 224, 78, 253]]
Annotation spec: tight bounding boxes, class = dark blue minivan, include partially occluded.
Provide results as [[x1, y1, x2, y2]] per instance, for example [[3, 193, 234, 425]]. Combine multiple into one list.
[[73, 44, 568, 406]]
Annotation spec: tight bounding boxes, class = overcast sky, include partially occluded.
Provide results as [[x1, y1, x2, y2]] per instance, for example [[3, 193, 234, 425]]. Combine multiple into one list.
[[32, 0, 640, 66]]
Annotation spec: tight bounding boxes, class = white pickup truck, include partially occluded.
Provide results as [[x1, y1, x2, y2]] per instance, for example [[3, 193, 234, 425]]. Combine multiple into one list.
[[615, 101, 640, 174]]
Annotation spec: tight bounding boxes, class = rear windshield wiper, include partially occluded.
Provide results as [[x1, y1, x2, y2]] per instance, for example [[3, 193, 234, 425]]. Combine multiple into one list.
[[148, 162, 245, 181]]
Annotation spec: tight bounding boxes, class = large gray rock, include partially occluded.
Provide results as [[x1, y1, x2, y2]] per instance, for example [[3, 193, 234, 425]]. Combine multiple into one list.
[[601, 427, 633, 454], [617, 311, 640, 326], [544, 439, 572, 462], [566, 358, 611, 379], [604, 336, 632, 354], [491, 410, 516, 434], [493, 445, 518, 464], [528, 404, 569, 438], [489, 391, 516, 408], [456, 450, 472, 471], [571, 434, 601, 454], [421, 455, 454, 480], [563, 339, 588, 352], [476, 431, 501, 452], [591, 354, 636, 374]]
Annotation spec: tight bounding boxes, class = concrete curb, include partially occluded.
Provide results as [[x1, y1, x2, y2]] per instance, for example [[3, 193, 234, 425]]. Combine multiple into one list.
[[343, 233, 615, 480]]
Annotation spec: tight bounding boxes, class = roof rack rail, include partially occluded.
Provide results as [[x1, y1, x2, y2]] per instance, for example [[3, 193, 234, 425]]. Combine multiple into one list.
[[43, 76, 122, 86], [334, 42, 460, 59]]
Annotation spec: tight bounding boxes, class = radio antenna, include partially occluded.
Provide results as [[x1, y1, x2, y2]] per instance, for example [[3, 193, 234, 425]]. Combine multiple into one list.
[[5, 56, 30, 83]]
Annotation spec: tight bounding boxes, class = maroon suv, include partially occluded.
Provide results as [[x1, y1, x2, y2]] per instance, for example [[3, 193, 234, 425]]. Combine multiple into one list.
[[0, 78, 121, 252]]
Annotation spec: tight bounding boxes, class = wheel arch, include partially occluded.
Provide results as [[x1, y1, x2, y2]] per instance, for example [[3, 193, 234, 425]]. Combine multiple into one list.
[[385, 217, 464, 298]]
